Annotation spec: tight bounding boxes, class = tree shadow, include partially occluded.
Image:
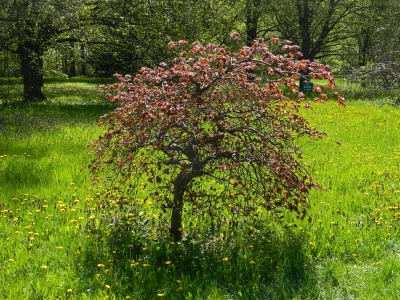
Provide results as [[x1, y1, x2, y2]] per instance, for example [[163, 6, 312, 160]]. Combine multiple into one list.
[[75, 212, 318, 299]]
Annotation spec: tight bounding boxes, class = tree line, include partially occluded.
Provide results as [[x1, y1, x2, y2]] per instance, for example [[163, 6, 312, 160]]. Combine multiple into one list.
[[0, 0, 399, 102]]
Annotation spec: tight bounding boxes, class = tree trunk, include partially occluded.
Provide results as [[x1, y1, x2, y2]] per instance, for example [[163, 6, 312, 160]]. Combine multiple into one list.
[[17, 43, 46, 102], [246, 0, 261, 46], [69, 42, 77, 77], [297, 0, 312, 60], [80, 44, 87, 76], [170, 172, 191, 241]]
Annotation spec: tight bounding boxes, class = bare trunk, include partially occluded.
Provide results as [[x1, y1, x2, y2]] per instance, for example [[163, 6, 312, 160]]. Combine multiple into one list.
[[69, 42, 77, 77], [80, 45, 87, 76], [246, 0, 261, 46], [170, 172, 191, 241], [18, 43, 46, 102]]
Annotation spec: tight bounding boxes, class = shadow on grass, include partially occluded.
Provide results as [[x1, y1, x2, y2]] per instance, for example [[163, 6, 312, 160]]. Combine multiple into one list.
[[0, 76, 117, 104], [0, 102, 117, 135], [75, 212, 318, 299]]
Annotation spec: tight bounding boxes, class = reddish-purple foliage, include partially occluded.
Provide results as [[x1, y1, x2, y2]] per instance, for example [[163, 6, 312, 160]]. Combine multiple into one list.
[[90, 36, 343, 241]]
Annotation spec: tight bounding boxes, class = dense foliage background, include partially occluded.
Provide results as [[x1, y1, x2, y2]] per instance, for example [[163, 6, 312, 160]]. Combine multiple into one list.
[[0, 0, 399, 102]]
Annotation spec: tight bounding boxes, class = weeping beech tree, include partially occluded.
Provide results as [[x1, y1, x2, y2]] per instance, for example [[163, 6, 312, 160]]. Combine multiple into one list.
[[90, 35, 344, 241]]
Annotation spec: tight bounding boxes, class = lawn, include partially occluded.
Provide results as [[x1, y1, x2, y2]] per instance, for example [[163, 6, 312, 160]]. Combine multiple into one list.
[[1, 77, 400, 299]]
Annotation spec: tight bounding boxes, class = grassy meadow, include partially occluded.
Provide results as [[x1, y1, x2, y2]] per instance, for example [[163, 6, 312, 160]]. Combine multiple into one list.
[[1, 78, 400, 299]]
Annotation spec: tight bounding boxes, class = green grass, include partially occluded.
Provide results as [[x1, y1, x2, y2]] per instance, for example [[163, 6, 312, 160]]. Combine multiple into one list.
[[1, 78, 400, 299]]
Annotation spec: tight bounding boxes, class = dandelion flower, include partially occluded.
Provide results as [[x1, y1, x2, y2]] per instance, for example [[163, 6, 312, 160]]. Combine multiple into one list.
[[97, 264, 105, 267], [165, 261, 172, 265], [250, 261, 255, 264], [41, 265, 48, 269], [67, 288, 73, 293], [157, 293, 165, 297], [8, 259, 14, 262], [222, 257, 229, 262], [105, 284, 111, 289], [143, 263, 150, 267]]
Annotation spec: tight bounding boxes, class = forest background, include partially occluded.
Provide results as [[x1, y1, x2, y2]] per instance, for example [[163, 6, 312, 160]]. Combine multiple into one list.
[[0, 0, 399, 102]]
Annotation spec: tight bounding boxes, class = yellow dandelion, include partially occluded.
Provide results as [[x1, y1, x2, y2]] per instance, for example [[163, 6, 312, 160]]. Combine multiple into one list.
[[41, 265, 48, 269], [176, 279, 181, 283], [105, 284, 111, 289], [165, 261, 172, 265], [96, 274, 101, 278], [222, 257, 229, 262], [97, 264, 105, 267], [67, 288, 73, 293], [143, 263, 150, 267], [157, 293, 165, 297], [8, 259, 14, 262], [250, 261, 255, 264]]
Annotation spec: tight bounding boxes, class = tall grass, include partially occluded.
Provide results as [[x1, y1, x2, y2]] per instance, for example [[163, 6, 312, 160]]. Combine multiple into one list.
[[1, 78, 400, 299]]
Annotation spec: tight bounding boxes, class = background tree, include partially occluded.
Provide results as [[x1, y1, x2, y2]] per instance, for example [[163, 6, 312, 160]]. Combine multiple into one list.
[[337, 0, 390, 69], [90, 37, 343, 241], [85, 0, 238, 76], [0, 0, 84, 101], [344, 0, 400, 101], [269, 0, 363, 61]]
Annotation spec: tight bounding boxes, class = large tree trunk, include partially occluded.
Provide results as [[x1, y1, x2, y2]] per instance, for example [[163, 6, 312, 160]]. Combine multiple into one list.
[[297, 0, 312, 60], [17, 43, 46, 102], [246, 0, 261, 46]]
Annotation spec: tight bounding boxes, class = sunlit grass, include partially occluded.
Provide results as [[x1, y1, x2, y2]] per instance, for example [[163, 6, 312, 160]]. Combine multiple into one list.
[[1, 78, 400, 299]]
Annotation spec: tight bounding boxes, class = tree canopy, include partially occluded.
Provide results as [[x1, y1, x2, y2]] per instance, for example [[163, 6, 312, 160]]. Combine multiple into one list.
[[90, 37, 344, 241]]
